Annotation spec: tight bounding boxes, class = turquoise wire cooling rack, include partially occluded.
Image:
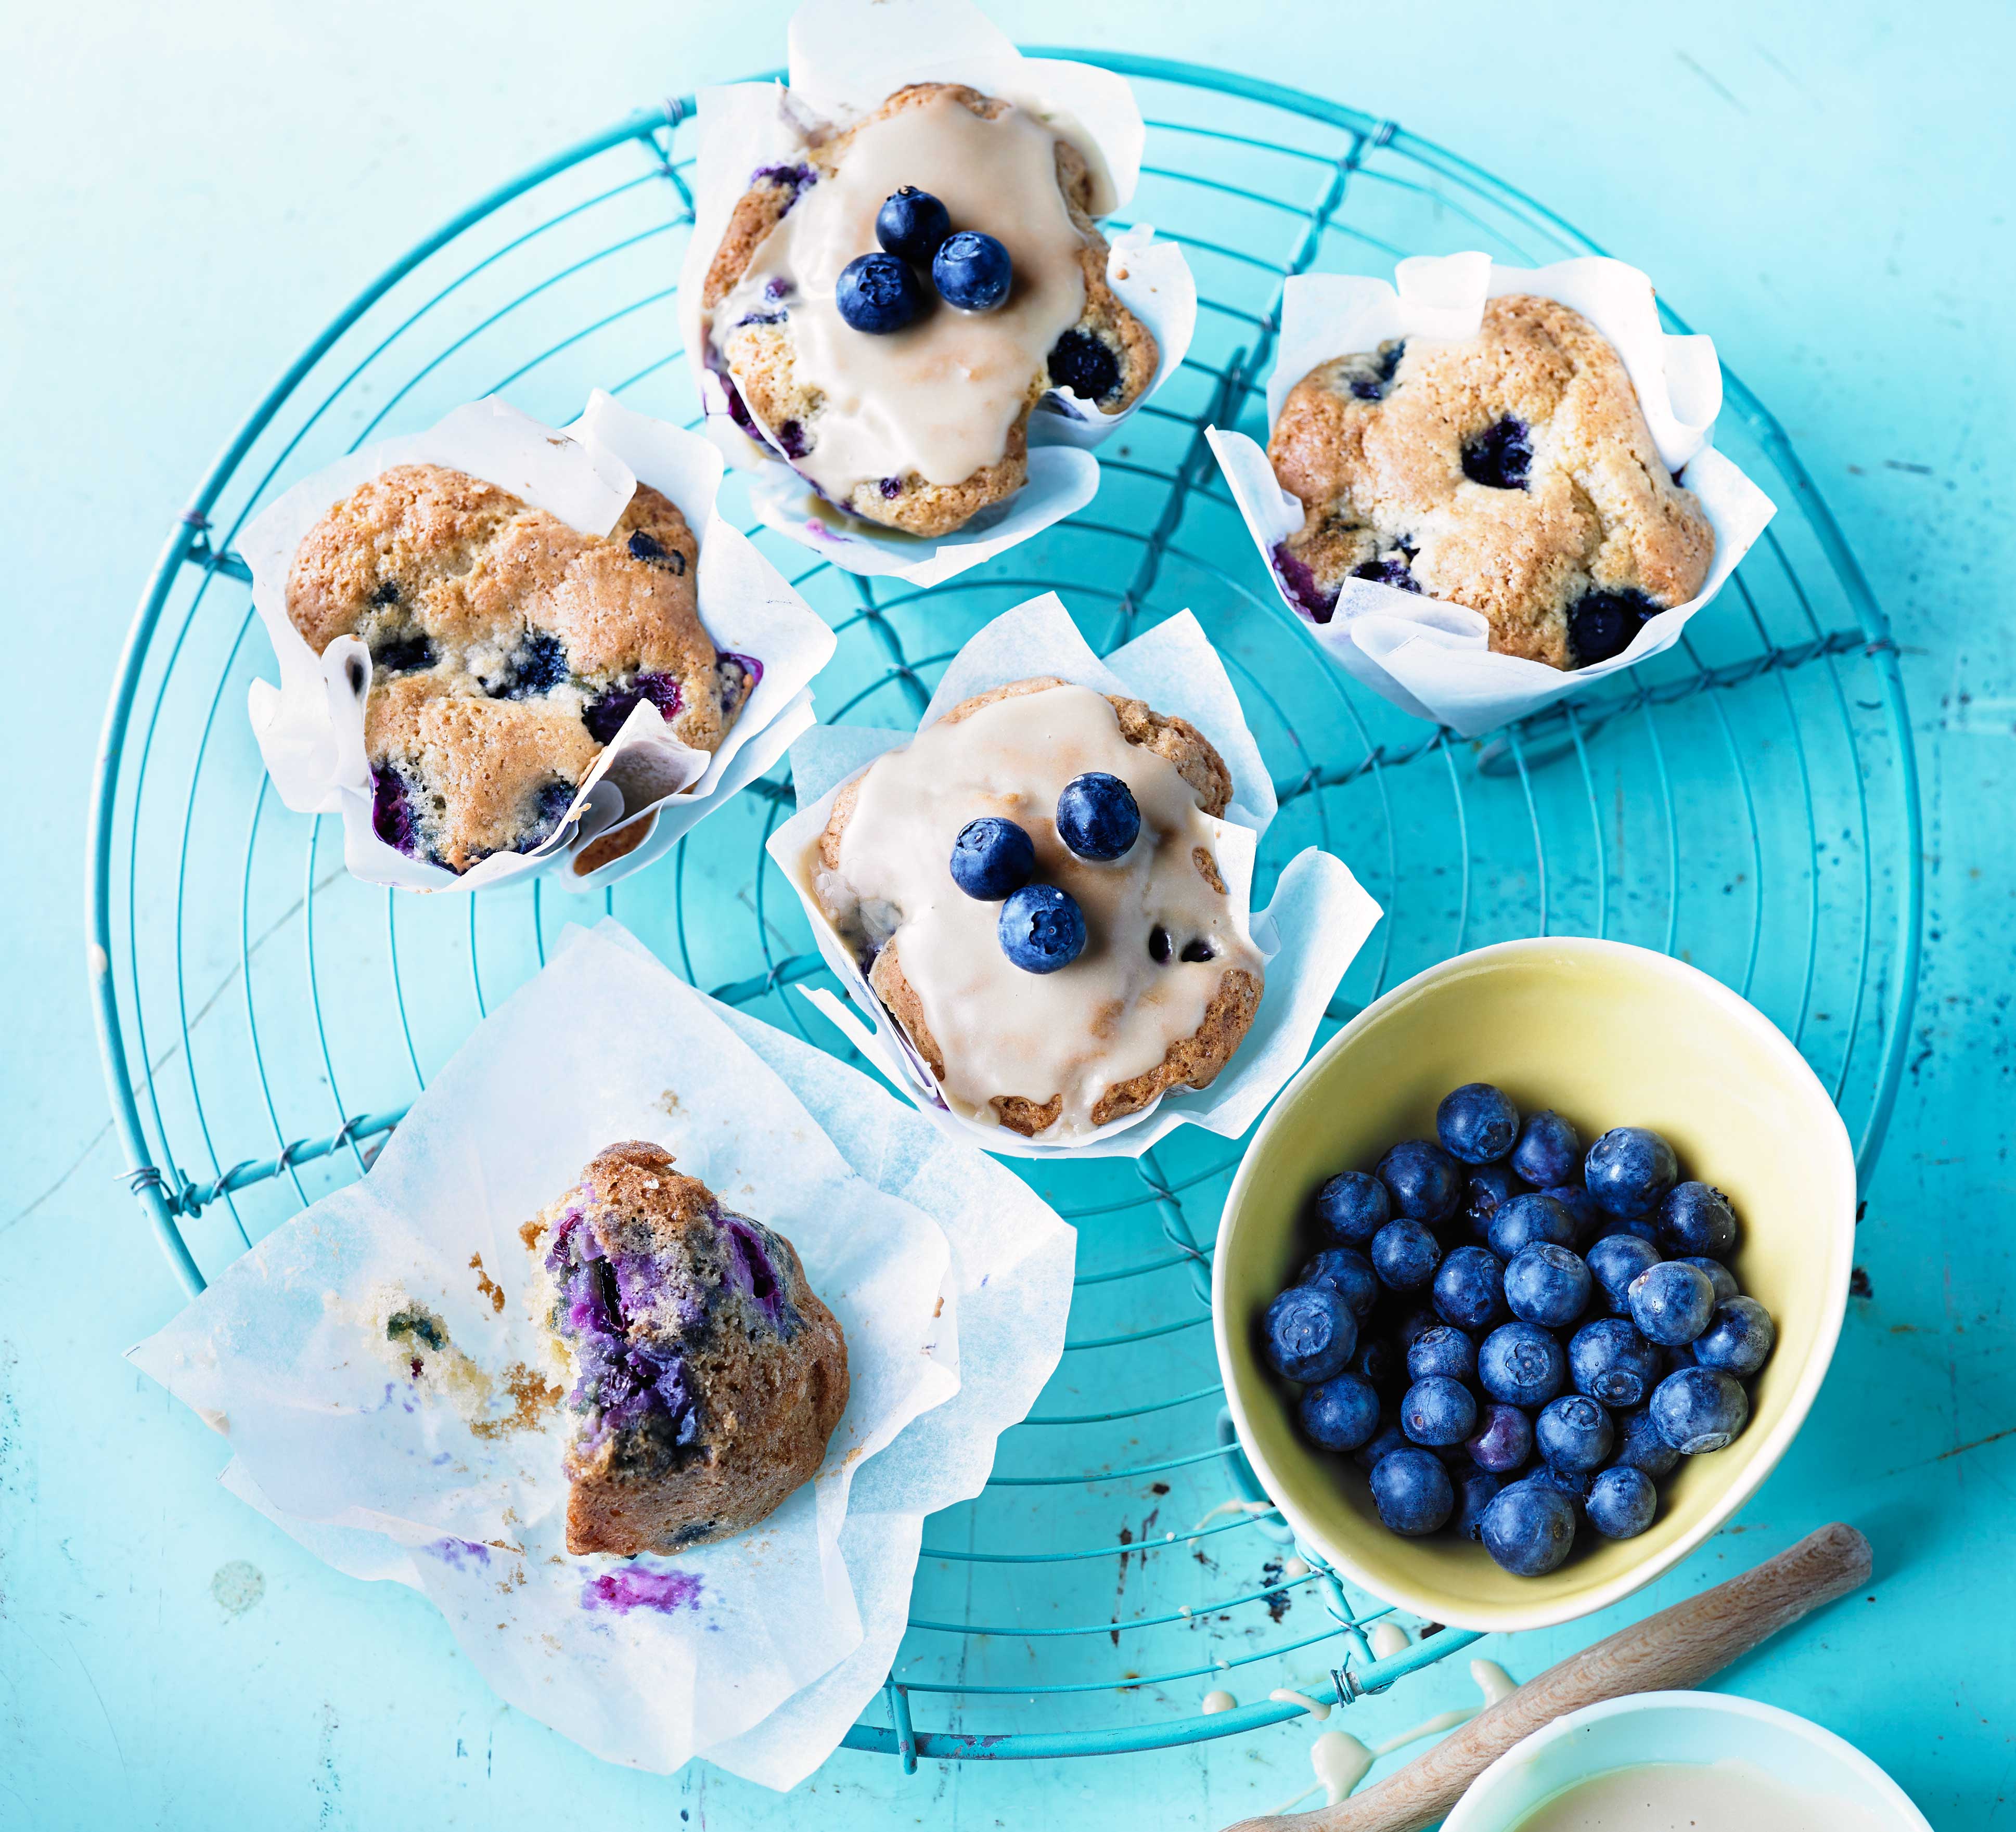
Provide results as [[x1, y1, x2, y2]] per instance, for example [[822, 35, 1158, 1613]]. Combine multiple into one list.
[[88, 56, 1923, 1768]]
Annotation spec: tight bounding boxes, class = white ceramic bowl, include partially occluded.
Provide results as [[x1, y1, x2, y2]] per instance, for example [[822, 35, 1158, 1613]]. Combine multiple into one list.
[[1443, 1691, 1931, 1831]]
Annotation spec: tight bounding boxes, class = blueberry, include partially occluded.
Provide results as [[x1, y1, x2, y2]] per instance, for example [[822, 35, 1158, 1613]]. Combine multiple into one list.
[[932, 230, 1012, 312], [1314, 1171, 1390, 1247], [1612, 1215, 1663, 1244], [1370, 1218, 1442, 1292], [1536, 1394, 1614, 1472], [836, 251, 927, 334], [495, 629, 569, 701], [1524, 1461, 1596, 1506], [370, 763, 419, 857], [1480, 1480, 1576, 1576], [1299, 1372, 1382, 1452], [1055, 771, 1140, 860], [1347, 340, 1406, 402], [949, 817, 1035, 900], [1504, 1242, 1593, 1330], [1586, 1465, 1658, 1539], [1377, 1139, 1463, 1223], [1047, 328, 1123, 404], [1401, 1375, 1477, 1447], [1569, 1318, 1663, 1409], [372, 634, 436, 674], [626, 530, 686, 573], [584, 670, 681, 744], [1272, 541, 1339, 623], [1394, 1305, 1441, 1352], [1627, 1260, 1717, 1346], [1658, 1182, 1740, 1259], [1406, 1325, 1476, 1385], [1369, 1447, 1455, 1536], [1178, 938, 1217, 964], [1301, 1248, 1379, 1322], [1611, 1405, 1682, 1478], [1569, 588, 1661, 667], [1148, 925, 1173, 964], [1586, 1233, 1662, 1314], [997, 884, 1086, 974], [1479, 1321, 1567, 1409], [1694, 1297, 1776, 1377], [1461, 416, 1532, 490], [1433, 1245, 1507, 1331], [1664, 1341, 1699, 1374], [1650, 1366, 1750, 1454], [1262, 1283, 1357, 1384], [1349, 1336, 1403, 1396], [874, 185, 951, 265], [774, 418, 809, 459], [1436, 1082, 1519, 1165], [370, 579, 401, 606], [1487, 1192, 1577, 1262], [879, 476, 904, 499], [1462, 1164, 1524, 1240], [1584, 1127, 1679, 1218], [1452, 1466, 1506, 1542], [1681, 1256, 1741, 1306], [1352, 1420, 1411, 1473], [1543, 1185, 1606, 1247], [1511, 1111, 1582, 1188], [1465, 1402, 1534, 1474], [1351, 557, 1422, 592], [519, 777, 579, 853]]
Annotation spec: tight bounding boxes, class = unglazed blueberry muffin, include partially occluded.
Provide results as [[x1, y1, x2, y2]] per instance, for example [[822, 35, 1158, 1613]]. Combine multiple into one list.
[[1267, 295, 1715, 669], [807, 677, 1264, 1142], [700, 82, 1158, 537], [522, 1141, 849, 1557], [287, 464, 760, 873]]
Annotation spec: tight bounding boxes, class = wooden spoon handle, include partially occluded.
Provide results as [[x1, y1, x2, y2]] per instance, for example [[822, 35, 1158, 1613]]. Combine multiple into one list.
[[1220, 1521, 1871, 1832]]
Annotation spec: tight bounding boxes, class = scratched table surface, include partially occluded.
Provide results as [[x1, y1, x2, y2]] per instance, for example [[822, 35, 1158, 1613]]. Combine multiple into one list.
[[3, 0, 2011, 1824]]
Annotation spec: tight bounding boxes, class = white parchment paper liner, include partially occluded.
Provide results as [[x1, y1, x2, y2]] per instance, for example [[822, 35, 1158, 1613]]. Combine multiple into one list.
[[243, 394, 836, 893], [129, 918, 1076, 1782], [674, 0, 1198, 588], [1206, 253, 1779, 738], [765, 592, 1383, 1158]]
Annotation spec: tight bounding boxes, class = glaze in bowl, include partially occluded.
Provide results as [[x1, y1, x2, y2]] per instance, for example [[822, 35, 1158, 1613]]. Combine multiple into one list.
[[1213, 938, 1856, 1633]]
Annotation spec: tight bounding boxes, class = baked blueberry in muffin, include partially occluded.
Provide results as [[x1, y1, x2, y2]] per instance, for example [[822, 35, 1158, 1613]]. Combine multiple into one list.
[[701, 83, 1158, 538], [1267, 295, 1714, 668], [521, 1141, 850, 1557], [805, 677, 1265, 1141], [287, 464, 751, 874]]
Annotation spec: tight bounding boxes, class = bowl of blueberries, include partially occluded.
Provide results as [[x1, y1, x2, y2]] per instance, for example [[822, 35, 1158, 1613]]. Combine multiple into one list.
[[1212, 937, 1856, 1632]]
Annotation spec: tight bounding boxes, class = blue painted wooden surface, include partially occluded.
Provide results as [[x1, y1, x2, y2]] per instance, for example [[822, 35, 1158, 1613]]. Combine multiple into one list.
[[3, 1, 2010, 1825]]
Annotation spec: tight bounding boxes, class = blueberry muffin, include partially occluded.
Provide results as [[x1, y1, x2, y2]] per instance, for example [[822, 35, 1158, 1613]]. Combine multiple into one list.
[[1267, 295, 1715, 668], [808, 678, 1264, 1141], [701, 82, 1157, 538], [521, 1141, 850, 1557], [288, 464, 759, 873]]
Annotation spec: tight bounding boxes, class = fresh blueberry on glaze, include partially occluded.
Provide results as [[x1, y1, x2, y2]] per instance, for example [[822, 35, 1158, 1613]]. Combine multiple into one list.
[[874, 185, 952, 265], [932, 230, 1013, 312], [1262, 1282, 1357, 1384], [1436, 1082, 1520, 1165], [370, 763, 420, 857], [1479, 1321, 1567, 1409], [1586, 1464, 1658, 1539], [1693, 1296, 1776, 1377], [1657, 1181, 1740, 1259], [1611, 1404, 1682, 1477], [1487, 1191, 1577, 1262], [1452, 1465, 1506, 1541], [1586, 1233, 1663, 1314], [1650, 1365, 1750, 1454], [1480, 1480, 1576, 1576], [1433, 1244, 1508, 1332], [1504, 1242, 1593, 1330], [1370, 1217, 1442, 1292], [1544, 1184, 1606, 1248], [1271, 542, 1339, 623], [494, 629, 569, 701], [1401, 1375, 1477, 1447], [1627, 1260, 1717, 1346], [1585, 1127, 1680, 1218], [1465, 1401, 1534, 1474], [1056, 771, 1140, 861], [949, 816, 1036, 900], [1178, 938, 1217, 963], [1461, 416, 1532, 490], [1406, 1324, 1477, 1385], [1352, 1419, 1411, 1472], [1314, 1170, 1391, 1247], [1681, 1256, 1741, 1306], [998, 884, 1087, 974], [1047, 328, 1123, 404], [1536, 1394, 1614, 1472], [1351, 557, 1422, 592], [836, 251, 927, 335], [1301, 1247, 1380, 1321], [1370, 1446, 1455, 1536], [1462, 1164, 1524, 1241], [1511, 1110, 1582, 1188], [372, 634, 436, 674], [1299, 1372, 1382, 1451], [1148, 925, 1173, 964], [1377, 1139, 1464, 1224], [584, 672, 682, 744], [1569, 1317, 1663, 1409]]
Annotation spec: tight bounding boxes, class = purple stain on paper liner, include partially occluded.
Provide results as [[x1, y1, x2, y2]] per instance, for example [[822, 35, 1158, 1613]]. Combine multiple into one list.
[[1270, 543, 1340, 624], [429, 1538, 491, 1570], [581, 1568, 704, 1615]]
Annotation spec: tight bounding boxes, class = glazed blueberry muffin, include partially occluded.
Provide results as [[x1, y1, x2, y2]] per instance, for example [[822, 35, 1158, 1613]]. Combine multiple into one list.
[[522, 1141, 850, 1557], [807, 678, 1264, 1142], [1267, 295, 1715, 669], [700, 82, 1158, 538], [287, 465, 760, 873]]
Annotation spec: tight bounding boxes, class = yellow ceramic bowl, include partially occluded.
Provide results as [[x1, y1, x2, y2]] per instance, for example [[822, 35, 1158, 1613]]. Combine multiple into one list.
[[1214, 938, 1856, 1633]]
